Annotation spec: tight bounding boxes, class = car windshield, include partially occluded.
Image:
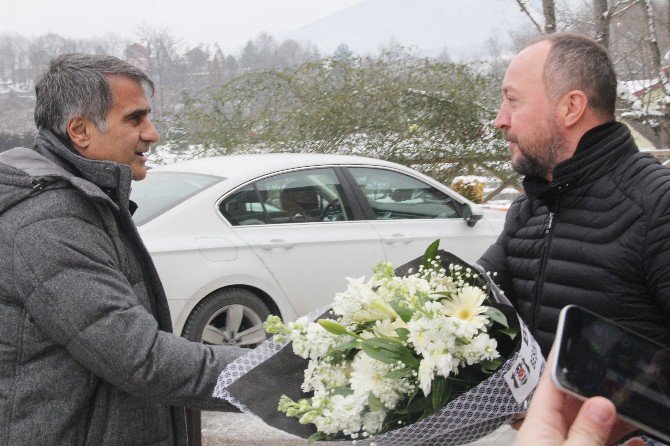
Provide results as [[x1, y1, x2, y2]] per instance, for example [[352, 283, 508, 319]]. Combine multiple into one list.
[[131, 171, 223, 225]]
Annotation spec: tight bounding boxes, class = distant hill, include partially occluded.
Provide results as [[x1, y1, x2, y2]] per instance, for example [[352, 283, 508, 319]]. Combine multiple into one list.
[[280, 0, 533, 59]]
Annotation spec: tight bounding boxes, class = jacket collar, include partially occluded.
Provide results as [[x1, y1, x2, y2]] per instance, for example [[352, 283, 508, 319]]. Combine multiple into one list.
[[0, 129, 135, 214], [523, 121, 636, 203], [34, 129, 131, 190]]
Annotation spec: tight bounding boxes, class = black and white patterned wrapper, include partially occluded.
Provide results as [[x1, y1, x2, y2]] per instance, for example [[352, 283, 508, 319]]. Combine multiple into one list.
[[213, 251, 545, 445]]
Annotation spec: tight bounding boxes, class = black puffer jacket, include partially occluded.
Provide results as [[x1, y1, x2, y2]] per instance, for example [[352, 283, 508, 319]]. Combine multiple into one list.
[[479, 122, 670, 355]]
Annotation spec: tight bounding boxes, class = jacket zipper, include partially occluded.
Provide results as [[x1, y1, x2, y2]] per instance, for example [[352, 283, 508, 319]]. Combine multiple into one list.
[[531, 209, 556, 333], [31, 178, 48, 191]]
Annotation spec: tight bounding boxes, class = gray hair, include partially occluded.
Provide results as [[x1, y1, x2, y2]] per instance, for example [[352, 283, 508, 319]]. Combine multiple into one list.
[[34, 53, 154, 138], [536, 33, 617, 120]]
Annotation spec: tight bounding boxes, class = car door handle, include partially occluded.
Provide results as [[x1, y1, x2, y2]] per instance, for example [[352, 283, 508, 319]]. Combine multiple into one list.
[[261, 239, 295, 250], [383, 234, 412, 245]]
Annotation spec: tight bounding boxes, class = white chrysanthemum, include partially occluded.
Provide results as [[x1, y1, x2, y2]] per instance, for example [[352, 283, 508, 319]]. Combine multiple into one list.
[[302, 359, 349, 394], [399, 275, 432, 298], [373, 275, 431, 306], [362, 410, 387, 434], [434, 350, 458, 379], [312, 393, 366, 435], [418, 348, 461, 396], [406, 317, 434, 354], [442, 285, 489, 329], [349, 353, 408, 409], [433, 275, 458, 295], [423, 300, 445, 316], [406, 314, 457, 356], [333, 276, 397, 324], [463, 333, 500, 365], [418, 355, 437, 395], [289, 320, 338, 360], [372, 317, 408, 338], [444, 316, 480, 340]]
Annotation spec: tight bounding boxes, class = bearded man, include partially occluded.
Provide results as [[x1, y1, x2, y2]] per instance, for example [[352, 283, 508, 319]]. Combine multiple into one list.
[[478, 33, 670, 356]]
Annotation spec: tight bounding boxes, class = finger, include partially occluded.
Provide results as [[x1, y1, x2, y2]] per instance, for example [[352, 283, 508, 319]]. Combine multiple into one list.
[[605, 419, 638, 445], [621, 438, 646, 446], [516, 347, 572, 445], [564, 397, 616, 446]]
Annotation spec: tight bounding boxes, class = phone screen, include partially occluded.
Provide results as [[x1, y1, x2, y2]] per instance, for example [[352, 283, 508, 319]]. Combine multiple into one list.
[[554, 306, 670, 440]]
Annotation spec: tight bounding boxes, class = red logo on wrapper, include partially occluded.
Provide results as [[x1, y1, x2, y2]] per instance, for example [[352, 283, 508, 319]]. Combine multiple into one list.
[[510, 358, 532, 389]]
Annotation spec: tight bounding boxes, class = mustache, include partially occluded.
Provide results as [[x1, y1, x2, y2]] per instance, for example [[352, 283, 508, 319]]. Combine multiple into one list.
[[501, 133, 516, 144]]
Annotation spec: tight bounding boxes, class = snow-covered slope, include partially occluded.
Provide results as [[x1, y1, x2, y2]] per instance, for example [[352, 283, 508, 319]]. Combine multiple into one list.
[[280, 0, 531, 58]]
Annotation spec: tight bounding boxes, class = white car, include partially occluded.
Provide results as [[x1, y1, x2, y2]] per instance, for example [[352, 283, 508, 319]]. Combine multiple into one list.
[[131, 153, 505, 346]]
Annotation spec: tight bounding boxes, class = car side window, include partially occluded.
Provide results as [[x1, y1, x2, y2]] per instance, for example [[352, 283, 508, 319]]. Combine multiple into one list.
[[220, 168, 350, 226], [348, 167, 460, 220]]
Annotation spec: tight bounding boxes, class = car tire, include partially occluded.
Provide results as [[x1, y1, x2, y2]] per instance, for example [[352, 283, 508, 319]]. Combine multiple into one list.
[[182, 288, 271, 347]]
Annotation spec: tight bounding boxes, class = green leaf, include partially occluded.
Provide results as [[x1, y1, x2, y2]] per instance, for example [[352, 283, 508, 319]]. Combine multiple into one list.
[[406, 384, 419, 406], [317, 319, 359, 338], [329, 385, 354, 397], [307, 432, 327, 444], [455, 337, 471, 346], [360, 342, 397, 365], [498, 327, 518, 339], [374, 332, 406, 344], [368, 394, 385, 412], [396, 395, 431, 415], [481, 358, 504, 373], [422, 239, 440, 270], [384, 367, 414, 379], [431, 376, 445, 411], [388, 301, 414, 323], [333, 339, 360, 352], [360, 337, 420, 367], [485, 306, 509, 328], [394, 327, 410, 342], [431, 290, 453, 298]]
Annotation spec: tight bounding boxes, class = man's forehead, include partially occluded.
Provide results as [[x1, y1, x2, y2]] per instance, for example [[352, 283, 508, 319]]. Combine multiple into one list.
[[503, 41, 551, 89], [107, 75, 150, 107]]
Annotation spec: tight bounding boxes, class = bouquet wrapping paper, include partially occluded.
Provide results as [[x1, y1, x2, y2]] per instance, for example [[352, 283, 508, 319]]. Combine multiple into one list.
[[213, 251, 544, 445]]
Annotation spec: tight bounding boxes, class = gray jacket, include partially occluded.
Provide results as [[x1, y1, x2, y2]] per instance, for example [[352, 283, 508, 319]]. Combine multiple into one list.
[[0, 130, 243, 445]]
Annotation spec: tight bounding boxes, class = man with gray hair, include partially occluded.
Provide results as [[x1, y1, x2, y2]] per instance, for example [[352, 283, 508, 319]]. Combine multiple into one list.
[[0, 54, 243, 445], [479, 33, 670, 357]]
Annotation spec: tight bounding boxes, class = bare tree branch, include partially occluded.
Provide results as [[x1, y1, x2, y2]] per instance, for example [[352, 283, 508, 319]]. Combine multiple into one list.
[[543, 0, 557, 33], [593, 0, 610, 47], [515, 0, 544, 33], [610, 0, 640, 18]]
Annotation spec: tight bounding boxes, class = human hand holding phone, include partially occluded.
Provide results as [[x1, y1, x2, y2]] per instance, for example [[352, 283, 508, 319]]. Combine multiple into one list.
[[551, 305, 670, 444], [517, 349, 642, 446]]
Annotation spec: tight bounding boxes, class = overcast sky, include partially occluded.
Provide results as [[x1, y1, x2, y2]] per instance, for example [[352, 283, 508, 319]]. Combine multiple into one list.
[[1, 0, 368, 50]]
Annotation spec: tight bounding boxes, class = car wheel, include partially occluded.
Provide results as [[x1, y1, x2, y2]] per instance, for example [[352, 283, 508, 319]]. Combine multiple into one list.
[[182, 288, 271, 347]]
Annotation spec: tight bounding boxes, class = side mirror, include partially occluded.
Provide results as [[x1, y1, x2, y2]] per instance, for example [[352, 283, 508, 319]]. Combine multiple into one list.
[[461, 203, 483, 227]]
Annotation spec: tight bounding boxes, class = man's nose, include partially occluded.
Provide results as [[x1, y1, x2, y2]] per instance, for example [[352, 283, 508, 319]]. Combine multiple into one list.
[[142, 120, 160, 143], [494, 103, 509, 130]]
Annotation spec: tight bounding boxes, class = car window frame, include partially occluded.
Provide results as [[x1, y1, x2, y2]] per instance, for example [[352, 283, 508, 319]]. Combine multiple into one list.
[[131, 171, 225, 226], [215, 165, 368, 227], [339, 165, 468, 221]]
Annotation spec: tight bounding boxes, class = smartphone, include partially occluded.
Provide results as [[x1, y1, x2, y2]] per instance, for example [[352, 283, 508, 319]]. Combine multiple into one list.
[[552, 305, 670, 443]]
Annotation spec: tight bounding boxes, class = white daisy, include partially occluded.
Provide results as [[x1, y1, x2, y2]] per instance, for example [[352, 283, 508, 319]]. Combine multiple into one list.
[[442, 285, 489, 329]]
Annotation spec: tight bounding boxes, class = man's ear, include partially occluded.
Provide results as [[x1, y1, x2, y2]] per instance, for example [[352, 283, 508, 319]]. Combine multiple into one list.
[[558, 90, 588, 128], [66, 116, 93, 153]]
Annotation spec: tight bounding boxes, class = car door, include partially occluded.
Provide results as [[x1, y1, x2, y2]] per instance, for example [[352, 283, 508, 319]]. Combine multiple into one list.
[[345, 166, 500, 265], [219, 167, 386, 317]]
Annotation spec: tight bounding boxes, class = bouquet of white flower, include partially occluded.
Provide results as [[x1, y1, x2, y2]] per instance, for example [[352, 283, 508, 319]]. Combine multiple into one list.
[[213, 242, 544, 445]]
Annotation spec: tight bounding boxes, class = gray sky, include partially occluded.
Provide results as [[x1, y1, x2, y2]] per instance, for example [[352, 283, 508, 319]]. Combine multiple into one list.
[[1, 0, 368, 50]]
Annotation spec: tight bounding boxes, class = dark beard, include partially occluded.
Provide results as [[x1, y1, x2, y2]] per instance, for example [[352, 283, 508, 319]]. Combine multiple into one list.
[[512, 152, 550, 178], [510, 130, 564, 179]]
